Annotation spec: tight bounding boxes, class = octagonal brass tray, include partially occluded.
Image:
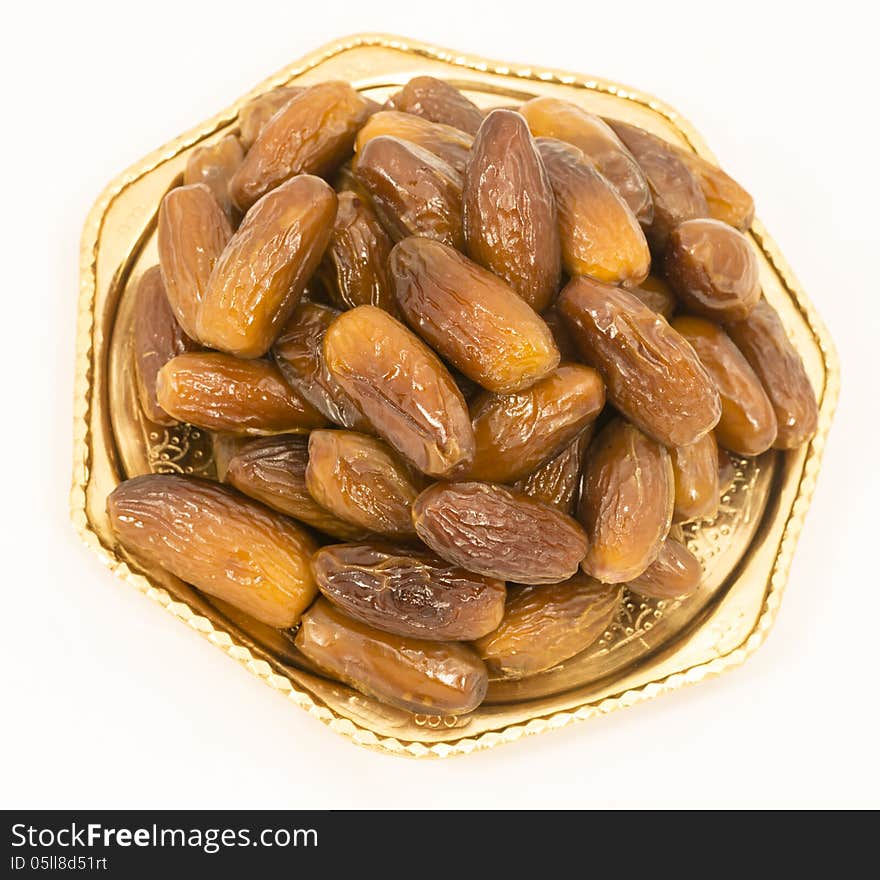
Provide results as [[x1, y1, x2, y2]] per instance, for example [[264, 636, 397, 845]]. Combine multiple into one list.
[[71, 33, 839, 757]]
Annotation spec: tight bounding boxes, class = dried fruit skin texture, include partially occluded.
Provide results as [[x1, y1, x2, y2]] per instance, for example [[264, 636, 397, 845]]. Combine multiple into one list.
[[627, 537, 702, 599], [412, 482, 588, 585], [386, 76, 484, 134], [672, 316, 777, 456], [107, 475, 317, 628], [157, 183, 232, 340], [272, 302, 370, 431], [156, 352, 326, 435], [224, 435, 369, 540], [515, 428, 592, 514], [313, 542, 506, 640], [132, 266, 196, 425], [355, 136, 464, 249], [295, 598, 488, 714], [725, 299, 819, 448], [183, 135, 244, 222], [578, 419, 674, 583], [557, 276, 721, 447], [520, 97, 652, 223], [390, 238, 560, 394], [462, 109, 561, 312], [230, 81, 371, 210], [674, 149, 754, 230], [671, 432, 720, 522], [467, 365, 605, 483], [238, 86, 303, 150], [197, 175, 337, 358], [323, 306, 475, 478], [536, 137, 650, 284], [473, 574, 621, 678], [305, 430, 420, 538], [627, 274, 677, 318]]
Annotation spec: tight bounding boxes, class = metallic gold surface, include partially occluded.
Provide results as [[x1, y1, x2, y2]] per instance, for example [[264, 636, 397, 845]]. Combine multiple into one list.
[[71, 33, 839, 757]]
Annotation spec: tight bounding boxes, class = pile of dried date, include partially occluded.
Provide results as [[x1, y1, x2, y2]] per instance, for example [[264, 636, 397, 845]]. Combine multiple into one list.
[[108, 77, 819, 715]]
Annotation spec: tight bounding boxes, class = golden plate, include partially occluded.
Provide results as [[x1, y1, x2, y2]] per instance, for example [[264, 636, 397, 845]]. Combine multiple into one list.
[[71, 33, 839, 757]]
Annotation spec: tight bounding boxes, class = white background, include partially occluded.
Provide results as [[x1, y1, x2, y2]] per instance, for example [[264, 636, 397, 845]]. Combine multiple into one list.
[[4, 0, 878, 808]]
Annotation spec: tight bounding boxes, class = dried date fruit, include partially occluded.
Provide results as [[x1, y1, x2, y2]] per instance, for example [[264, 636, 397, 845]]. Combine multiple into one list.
[[462, 109, 561, 311], [272, 301, 370, 431], [107, 475, 317, 627], [238, 86, 303, 150], [132, 266, 197, 425], [627, 537, 702, 599], [355, 110, 474, 174], [541, 307, 580, 360], [557, 277, 721, 447], [224, 435, 369, 540], [674, 149, 754, 230], [665, 219, 760, 321], [323, 305, 475, 477], [520, 97, 652, 222], [389, 238, 560, 393], [183, 134, 244, 222], [672, 316, 777, 456], [627, 274, 676, 318], [312, 542, 505, 640], [473, 574, 621, 678], [355, 136, 464, 248], [156, 351, 326, 435], [197, 175, 337, 358], [296, 598, 488, 714], [466, 364, 605, 483], [230, 82, 371, 210], [725, 299, 819, 448], [385, 76, 483, 135], [671, 431, 720, 522], [514, 427, 592, 515], [536, 137, 650, 284], [306, 430, 421, 538], [578, 419, 674, 583], [412, 482, 588, 585], [157, 183, 232, 340], [212, 433, 249, 482]]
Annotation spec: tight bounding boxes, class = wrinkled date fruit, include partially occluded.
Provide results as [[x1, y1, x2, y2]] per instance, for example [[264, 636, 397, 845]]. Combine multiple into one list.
[[183, 135, 244, 222], [305, 430, 421, 538], [295, 598, 488, 715], [536, 137, 650, 284], [230, 81, 371, 210], [627, 537, 702, 600], [156, 352, 326, 435], [674, 149, 754, 230], [355, 136, 464, 248], [107, 475, 317, 628], [725, 299, 819, 449], [467, 364, 605, 483], [157, 183, 232, 340], [520, 97, 653, 223], [312, 542, 505, 640], [462, 109, 561, 312], [237, 86, 303, 150], [323, 305, 475, 477], [627, 274, 677, 318], [671, 431, 720, 522], [578, 419, 674, 583], [515, 428, 592, 515], [197, 175, 337, 358], [389, 237, 559, 393], [557, 276, 721, 447], [672, 316, 777, 456], [412, 482, 588, 585], [473, 574, 622, 678], [385, 76, 483, 135]]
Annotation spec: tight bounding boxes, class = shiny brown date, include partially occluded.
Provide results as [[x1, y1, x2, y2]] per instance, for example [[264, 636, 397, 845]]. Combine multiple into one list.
[[157, 183, 232, 340], [578, 419, 674, 583], [306, 430, 420, 539], [674, 149, 755, 230], [665, 219, 760, 321], [536, 137, 650, 284], [183, 134, 244, 222], [627, 274, 677, 318], [412, 482, 589, 585], [672, 316, 777, 456], [389, 237, 560, 393], [462, 109, 561, 312], [156, 351, 326, 435], [323, 305, 475, 478], [385, 76, 483, 135], [355, 136, 464, 248], [473, 574, 622, 678], [725, 299, 819, 448], [237, 86, 303, 149], [107, 475, 317, 627], [197, 175, 337, 358], [224, 435, 369, 540], [295, 598, 488, 714], [312, 542, 505, 640], [671, 431, 720, 522], [514, 428, 592, 515], [557, 276, 721, 447], [627, 537, 702, 599], [467, 364, 605, 483]]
